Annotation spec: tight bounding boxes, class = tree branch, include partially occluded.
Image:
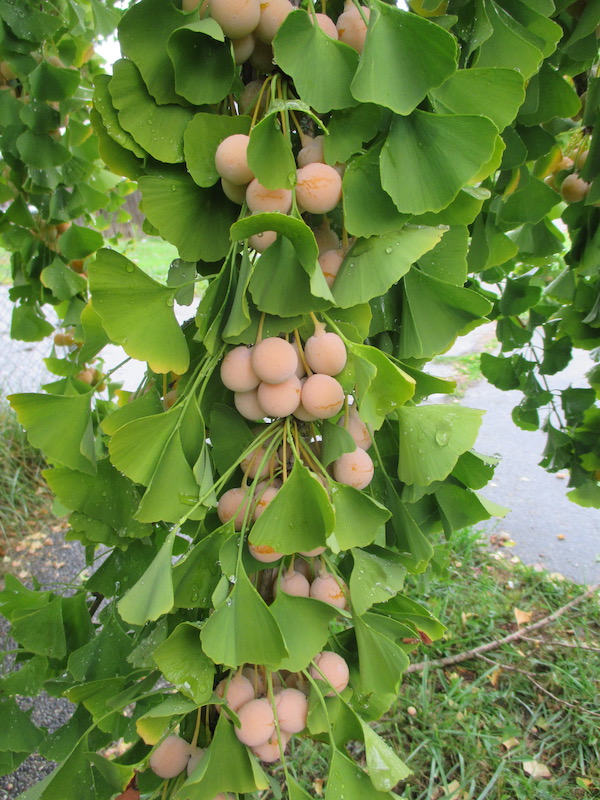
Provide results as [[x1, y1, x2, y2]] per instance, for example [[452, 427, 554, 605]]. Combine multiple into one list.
[[405, 583, 600, 674]]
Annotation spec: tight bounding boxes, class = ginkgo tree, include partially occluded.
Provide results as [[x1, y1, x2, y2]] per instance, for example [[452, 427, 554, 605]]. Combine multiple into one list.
[[0, 0, 598, 797]]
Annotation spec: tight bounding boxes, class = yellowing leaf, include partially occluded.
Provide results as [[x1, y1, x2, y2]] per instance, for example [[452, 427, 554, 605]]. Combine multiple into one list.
[[501, 737, 520, 751], [514, 607, 533, 625], [523, 761, 551, 779], [488, 668, 502, 688]]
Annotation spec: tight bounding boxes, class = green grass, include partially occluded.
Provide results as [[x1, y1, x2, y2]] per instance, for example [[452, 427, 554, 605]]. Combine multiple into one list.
[[0, 401, 50, 559], [289, 529, 600, 799]]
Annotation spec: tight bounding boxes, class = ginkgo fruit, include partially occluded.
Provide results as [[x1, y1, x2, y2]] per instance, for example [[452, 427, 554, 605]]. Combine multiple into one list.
[[251, 730, 290, 762], [221, 178, 248, 204], [208, 0, 261, 39], [252, 337, 298, 384], [318, 249, 344, 288], [296, 163, 342, 214], [312, 12, 338, 38], [561, 172, 589, 203], [336, 0, 371, 52], [340, 405, 372, 450], [310, 651, 350, 696], [304, 328, 347, 376], [149, 735, 191, 779], [257, 374, 302, 417], [234, 697, 276, 746], [217, 487, 250, 529], [254, 0, 294, 42], [216, 672, 256, 711], [252, 485, 279, 519], [215, 134, 254, 185], [314, 223, 340, 254], [333, 446, 374, 489], [186, 746, 205, 776], [274, 688, 309, 733], [309, 571, 348, 609], [297, 134, 325, 167], [300, 373, 345, 419], [249, 229, 277, 252], [221, 345, 260, 392], [241, 443, 276, 478], [246, 178, 293, 213], [234, 388, 265, 420], [249, 543, 284, 563], [231, 32, 255, 64], [277, 567, 310, 597]]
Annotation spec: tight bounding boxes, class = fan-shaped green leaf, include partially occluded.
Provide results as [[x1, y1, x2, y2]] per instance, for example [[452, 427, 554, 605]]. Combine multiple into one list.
[[29, 61, 79, 101], [200, 567, 287, 669], [118, 531, 176, 626], [118, 0, 193, 104], [8, 393, 95, 474], [109, 59, 193, 163], [139, 174, 238, 262], [231, 212, 318, 269], [397, 404, 484, 485], [153, 623, 214, 704], [270, 593, 339, 672], [249, 460, 334, 554], [168, 19, 235, 105], [93, 74, 146, 158], [430, 67, 525, 131], [324, 104, 382, 165], [348, 341, 415, 429], [328, 484, 390, 552], [352, 1, 457, 115], [88, 248, 189, 375], [380, 111, 498, 215], [333, 226, 444, 308], [274, 10, 359, 113], [16, 130, 70, 169], [350, 547, 406, 616], [398, 267, 492, 359]]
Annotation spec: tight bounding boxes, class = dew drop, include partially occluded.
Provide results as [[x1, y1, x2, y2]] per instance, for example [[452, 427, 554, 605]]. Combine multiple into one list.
[[385, 246, 392, 254]]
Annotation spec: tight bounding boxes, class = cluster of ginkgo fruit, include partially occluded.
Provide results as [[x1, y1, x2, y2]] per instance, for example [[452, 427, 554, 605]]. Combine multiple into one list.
[[217, 321, 375, 559], [148, 652, 350, 783]]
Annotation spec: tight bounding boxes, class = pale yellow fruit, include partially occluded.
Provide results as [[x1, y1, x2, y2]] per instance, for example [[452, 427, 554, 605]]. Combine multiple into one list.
[[274, 688, 308, 733], [300, 373, 345, 419], [231, 32, 255, 64], [336, 2, 370, 52], [333, 446, 374, 490], [221, 178, 248, 204], [252, 485, 279, 520], [234, 388, 265, 420], [246, 179, 292, 213], [296, 163, 342, 214], [340, 405, 372, 450], [561, 172, 589, 203], [257, 374, 302, 417], [309, 571, 348, 609], [251, 730, 290, 762], [277, 568, 310, 597], [252, 337, 298, 384], [149, 735, 191, 779], [235, 697, 275, 746], [249, 229, 277, 252], [304, 330, 347, 376], [241, 443, 276, 479], [254, 0, 294, 42], [221, 345, 260, 392], [215, 134, 253, 185], [186, 746, 205, 776], [216, 672, 256, 711], [217, 487, 250, 530], [310, 651, 349, 696], [209, 0, 261, 38], [297, 135, 325, 167], [249, 543, 284, 563], [313, 12, 338, 37], [314, 224, 340, 254]]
